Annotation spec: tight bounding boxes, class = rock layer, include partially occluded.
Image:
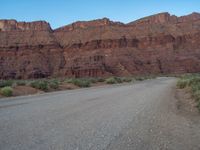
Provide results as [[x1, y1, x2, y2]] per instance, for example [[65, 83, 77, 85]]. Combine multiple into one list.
[[1, 12, 200, 79]]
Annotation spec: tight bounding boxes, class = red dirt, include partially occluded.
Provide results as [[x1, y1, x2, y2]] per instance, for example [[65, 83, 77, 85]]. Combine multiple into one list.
[[12, 86, 44, 96], [58, 83, 79, 90]]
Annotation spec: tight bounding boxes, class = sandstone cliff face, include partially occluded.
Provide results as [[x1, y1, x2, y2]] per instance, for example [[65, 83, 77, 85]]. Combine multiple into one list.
[[0, 20, 65, 79], [1, 12, 200, 79], [55, 18, 124, 32], [0, 20, 51, 31]]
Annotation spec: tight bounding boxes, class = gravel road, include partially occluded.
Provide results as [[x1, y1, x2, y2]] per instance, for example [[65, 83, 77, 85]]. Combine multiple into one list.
[[0, 77, 200, 150]]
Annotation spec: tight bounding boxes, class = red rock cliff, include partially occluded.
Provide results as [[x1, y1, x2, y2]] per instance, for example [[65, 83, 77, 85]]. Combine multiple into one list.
[[1, 12, 200, 79]]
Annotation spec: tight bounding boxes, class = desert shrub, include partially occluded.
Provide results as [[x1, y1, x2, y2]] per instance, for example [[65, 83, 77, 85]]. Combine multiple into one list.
[[67, 78, 91, 87], [192, 90, 200, 102], [191, 83, 200, 93], [0, 80, 14, 88], [177, 79, 189, 89], [49, 79, 59, 89], [30, 80, 48, 91], [135, 77, 145, 81], [74, 79, 91, 87], [88, 78, 98, 83], [121, 77, 133, 82], [16, 80, 26, 86], [115, 77, 123, 83], [97, 78, 105, 82], [65, 78, 75, 83], [105, 77, 134, 84], [187, 77, 200, 86], [105, 77, 118, 84], [0, 86, 13, 97], [177, 74, 200, 111], [197, 102, 200, 111], [134, 75, 156, 81]]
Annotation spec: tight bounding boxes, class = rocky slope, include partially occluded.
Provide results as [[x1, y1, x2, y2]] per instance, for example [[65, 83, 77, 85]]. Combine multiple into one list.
[[0, 12, 200, 79]]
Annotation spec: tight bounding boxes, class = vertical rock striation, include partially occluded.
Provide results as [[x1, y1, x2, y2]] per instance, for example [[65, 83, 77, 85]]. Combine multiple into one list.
[[1, 12, 200, 79]]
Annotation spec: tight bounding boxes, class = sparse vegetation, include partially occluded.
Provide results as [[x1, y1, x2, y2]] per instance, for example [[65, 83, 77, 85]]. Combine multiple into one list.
[[1, 86, 13, 97], [97, 78, 105, 82], [16, 80, 27, 86], [66, 78, 91, 87], [74, 79, 91, 87], [30, 80, 48, 91], [48, 79, 59, 89], [88, 78, 98, 83], [105, 76, 155, 84], [105, 77, 118, 84], [121, 77, 133, 82], [0, 75, 157, 98], [135, 75, 156, 81], [105, 76, 153, 84], [0, 80, 13, 88], [177, 79, 189, 89], [177, 74, 200, 111], [115, 77, 123, 83], [135, 76, 145, 81]]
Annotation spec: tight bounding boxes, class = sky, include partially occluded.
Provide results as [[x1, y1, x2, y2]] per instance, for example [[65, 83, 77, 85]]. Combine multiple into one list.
[[1, 0, 200, 29]]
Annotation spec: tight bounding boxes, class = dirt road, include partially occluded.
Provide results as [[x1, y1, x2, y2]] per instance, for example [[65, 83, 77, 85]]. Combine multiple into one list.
[[0, 77, 200, 150]]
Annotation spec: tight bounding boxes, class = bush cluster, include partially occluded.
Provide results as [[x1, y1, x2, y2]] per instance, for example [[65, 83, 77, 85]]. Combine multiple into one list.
[[30, 80, 48, 91], [177, 74, 200, 111], [48, 79, 59, 89], [105, 77, 117, 84], [0, 86, 13, 97], [0, 80, 13, 88], [16, 80, 27, 86], [105, 77, 134, 84], [66, 78, 91, 87], [0, 75, 155, 98]]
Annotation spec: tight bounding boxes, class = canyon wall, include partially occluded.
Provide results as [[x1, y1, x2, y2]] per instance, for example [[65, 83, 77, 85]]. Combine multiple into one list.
[[1, 12, 200, 79]]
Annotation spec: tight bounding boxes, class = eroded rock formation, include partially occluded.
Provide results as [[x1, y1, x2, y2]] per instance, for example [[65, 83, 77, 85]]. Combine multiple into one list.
[[1, 12, 200, 79]]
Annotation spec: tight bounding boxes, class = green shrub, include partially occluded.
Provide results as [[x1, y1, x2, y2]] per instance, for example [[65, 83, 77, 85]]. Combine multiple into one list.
[[197, 102, 200, 111], [122, 77, 133, 82], [177, 74, 200, 112], [191, 83, 200, 93], [192, 90, 200, 102], [1, 86, 13, 97], [49, 80, 59, 89], [30, 80, 48, 91], [65, 78, 75, 83], [105, 77, 118, 84], [66, 78, 91, 87], [187, 77, 200, 86], [97, 78, 105, 82], [0, 80, 13, 88], [134, 75, 156, 81], [135, 77, 145, 81], [74, 79, 91, 87], [177, 79, 189, 89], [115, 77, 123, 83], [16, 80, 26, 86], [90, 78, 99, 83]]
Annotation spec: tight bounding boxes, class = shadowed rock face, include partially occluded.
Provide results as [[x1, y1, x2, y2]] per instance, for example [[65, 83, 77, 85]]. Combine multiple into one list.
[[1, 12, 200, 79]]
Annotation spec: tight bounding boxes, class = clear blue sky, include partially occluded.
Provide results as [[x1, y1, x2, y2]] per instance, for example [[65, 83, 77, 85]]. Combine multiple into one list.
[[1, 0, 200, 29]]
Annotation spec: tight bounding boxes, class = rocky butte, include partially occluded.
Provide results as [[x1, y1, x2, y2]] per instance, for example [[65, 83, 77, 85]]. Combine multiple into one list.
[[0, 12, 200, 79]]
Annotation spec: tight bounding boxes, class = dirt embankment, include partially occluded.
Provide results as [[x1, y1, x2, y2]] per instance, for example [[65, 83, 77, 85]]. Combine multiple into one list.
[[175, 88, 200, 117]]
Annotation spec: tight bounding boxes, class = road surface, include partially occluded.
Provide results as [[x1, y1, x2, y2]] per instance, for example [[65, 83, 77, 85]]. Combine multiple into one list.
[[0, 77, 200, 150]]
